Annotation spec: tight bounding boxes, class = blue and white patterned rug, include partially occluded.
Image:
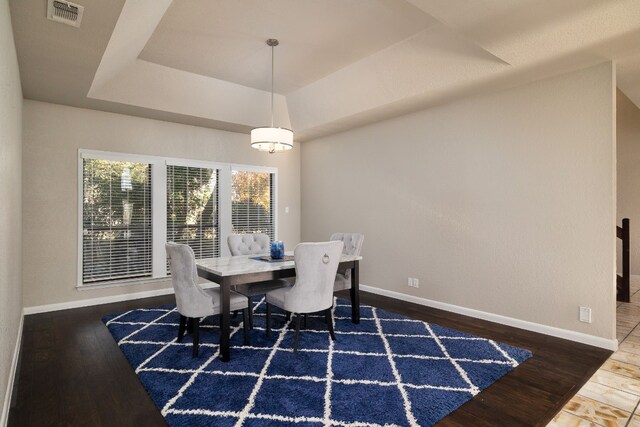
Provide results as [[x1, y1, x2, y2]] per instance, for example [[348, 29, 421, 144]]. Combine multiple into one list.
[[103, 297, 531, 426]]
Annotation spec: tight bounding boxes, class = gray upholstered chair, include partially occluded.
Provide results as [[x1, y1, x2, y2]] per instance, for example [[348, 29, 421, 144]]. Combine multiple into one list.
[[330, 233, 364, 291], [227, 233, 291, 328], [265, 241, 344, 351], [166, 242, 250, 357], [228, 233, 271, 255]]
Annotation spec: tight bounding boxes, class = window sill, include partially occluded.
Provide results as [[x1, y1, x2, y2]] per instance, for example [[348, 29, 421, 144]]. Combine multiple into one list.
[[76, 277, 170, 291]]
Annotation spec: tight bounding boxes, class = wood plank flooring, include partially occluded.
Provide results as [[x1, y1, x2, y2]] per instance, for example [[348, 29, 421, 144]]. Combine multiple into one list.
[[8, 291, 611, 426]]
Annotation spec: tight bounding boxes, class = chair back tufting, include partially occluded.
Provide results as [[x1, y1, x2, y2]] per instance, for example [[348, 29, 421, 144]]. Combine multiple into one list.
[[228, 233, 270, 256], [330, 233, 364, 257]]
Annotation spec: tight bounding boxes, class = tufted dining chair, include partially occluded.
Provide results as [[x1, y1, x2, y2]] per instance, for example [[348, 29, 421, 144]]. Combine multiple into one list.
[[265, 241, 344, 351], [228, 233, 271, 255], [227, 233, 291, 328], [330, 233, 364, 291], [166, 242, 250, 357]]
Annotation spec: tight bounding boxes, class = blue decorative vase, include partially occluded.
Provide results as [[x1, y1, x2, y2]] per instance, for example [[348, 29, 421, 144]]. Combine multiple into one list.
[[270, 241, 284, 259]]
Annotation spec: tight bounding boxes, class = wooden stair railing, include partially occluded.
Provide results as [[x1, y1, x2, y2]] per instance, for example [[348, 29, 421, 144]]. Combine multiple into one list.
[[617, 218, 630, 303]]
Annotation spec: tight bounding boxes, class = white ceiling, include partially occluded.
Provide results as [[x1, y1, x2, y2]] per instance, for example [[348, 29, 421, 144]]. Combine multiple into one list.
[[9, 0, 640, 142], [139, 0, 438, 94]]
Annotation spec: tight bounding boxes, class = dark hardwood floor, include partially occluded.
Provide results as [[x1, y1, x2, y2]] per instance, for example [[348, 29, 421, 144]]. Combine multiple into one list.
[[8, 291, 611, 426]]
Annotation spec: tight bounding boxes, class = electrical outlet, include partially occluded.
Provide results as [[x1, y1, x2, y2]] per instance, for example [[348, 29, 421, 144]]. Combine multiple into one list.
[[407, 277, 413, 287], [579, 306, 592, 323], [413, 278, 419, 288]]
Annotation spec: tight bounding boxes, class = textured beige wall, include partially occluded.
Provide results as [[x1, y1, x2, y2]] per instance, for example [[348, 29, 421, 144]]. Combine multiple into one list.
[[22, 100, 301, 307], [0, 0, 23, 420], [617, 90, 640, 275], [301, 63, 616, 340]]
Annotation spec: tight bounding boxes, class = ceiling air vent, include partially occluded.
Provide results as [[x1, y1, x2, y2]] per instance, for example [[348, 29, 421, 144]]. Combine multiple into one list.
[[47, 0, 84, 28]]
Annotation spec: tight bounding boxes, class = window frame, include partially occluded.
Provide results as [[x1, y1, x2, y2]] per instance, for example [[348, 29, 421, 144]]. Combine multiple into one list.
[[77, 149, 278, 288]]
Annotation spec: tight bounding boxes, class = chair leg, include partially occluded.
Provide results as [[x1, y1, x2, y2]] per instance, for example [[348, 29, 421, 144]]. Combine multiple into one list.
[[286, 311, 291, 321], [247, 296, 254, 329], [242, 308, 251, 346], [192, 318, 200, 357], [233, 310, 238, 318], [326, 309, 336, 341], [303, 313, 308, 329], [293, 313, 302, 352], [266, 303, 272, 337], [177, 315, 187, 342], [186, 317, 193, 334]]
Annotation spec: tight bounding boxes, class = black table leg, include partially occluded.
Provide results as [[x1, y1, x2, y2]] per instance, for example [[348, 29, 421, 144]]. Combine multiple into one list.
[[349, 261, 360, 324], [220, 277, 231, 362]]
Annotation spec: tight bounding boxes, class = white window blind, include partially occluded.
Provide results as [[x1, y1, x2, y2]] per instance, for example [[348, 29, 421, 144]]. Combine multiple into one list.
[[79, 150, 278, 287], [82, 159, 152, 283], [231, 170, 275, 240], [167, 165, 220, 266]]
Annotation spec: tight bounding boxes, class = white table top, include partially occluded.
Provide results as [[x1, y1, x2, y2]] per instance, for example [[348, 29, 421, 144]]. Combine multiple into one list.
[[196, 252, 362, 277]]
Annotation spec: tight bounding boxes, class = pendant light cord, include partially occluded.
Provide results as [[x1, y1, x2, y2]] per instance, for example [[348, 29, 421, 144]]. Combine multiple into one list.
[[271, 42, 274, 128]]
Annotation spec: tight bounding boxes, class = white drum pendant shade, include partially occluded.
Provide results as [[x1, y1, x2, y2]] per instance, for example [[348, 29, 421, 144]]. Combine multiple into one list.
[[251, 38, 293, 153], [251, 127, 294, 153]]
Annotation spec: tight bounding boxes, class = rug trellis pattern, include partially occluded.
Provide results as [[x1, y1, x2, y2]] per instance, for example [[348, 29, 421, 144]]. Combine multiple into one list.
[[103, 297, 531, 426]]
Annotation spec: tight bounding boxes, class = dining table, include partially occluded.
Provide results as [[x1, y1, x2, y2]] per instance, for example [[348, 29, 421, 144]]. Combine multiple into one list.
[[196, 252, 362, 362]]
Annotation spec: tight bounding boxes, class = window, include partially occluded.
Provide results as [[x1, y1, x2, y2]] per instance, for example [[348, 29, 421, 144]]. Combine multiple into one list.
[[78, 151, 277, 287], [231, 169, 275, 240], [82, 159, 152, 284], [167, 165, 220, 265]]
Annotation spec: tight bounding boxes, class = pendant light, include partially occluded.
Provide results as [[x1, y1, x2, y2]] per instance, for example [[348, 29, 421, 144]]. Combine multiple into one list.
[[251, 39, 293, 153]]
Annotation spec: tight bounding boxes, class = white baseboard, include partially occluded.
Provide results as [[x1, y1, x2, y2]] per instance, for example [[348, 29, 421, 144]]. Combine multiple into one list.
[[23, 287, 175, 315], [21, 281, 618, 350], [359, 284, 618, 351], [23, 282, 220, 315], [1, 310, 24, 427]]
